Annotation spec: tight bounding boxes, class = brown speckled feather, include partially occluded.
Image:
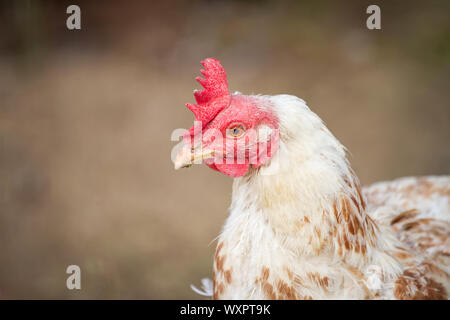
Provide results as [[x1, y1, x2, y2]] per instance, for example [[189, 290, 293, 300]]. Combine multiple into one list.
[[364, 176, 450, 299]]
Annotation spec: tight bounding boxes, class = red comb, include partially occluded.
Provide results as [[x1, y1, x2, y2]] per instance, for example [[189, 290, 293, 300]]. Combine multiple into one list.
[[186, 58, 231, 128]]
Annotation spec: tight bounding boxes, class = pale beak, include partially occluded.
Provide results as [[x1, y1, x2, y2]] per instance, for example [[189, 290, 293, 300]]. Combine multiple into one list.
[[174, 144, 215, 170]]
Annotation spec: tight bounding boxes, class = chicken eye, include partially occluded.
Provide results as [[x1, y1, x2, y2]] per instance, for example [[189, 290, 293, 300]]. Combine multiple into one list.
[[227, 125, 245, 138]]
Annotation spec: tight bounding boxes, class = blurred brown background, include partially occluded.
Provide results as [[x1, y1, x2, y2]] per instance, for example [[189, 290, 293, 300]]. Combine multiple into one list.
[[0, 0, 449, 299]]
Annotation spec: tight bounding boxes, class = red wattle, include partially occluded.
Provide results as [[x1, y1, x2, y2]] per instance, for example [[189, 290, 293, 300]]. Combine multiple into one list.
[[214, 163, 250, 177]]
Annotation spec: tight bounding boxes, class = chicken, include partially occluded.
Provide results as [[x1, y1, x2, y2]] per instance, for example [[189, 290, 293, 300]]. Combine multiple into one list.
[[174, 58, 450, 300]]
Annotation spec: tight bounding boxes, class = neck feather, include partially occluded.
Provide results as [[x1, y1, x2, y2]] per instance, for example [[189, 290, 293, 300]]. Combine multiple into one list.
[[231, 94, 380, 259], [212, 95, 404, 299]]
